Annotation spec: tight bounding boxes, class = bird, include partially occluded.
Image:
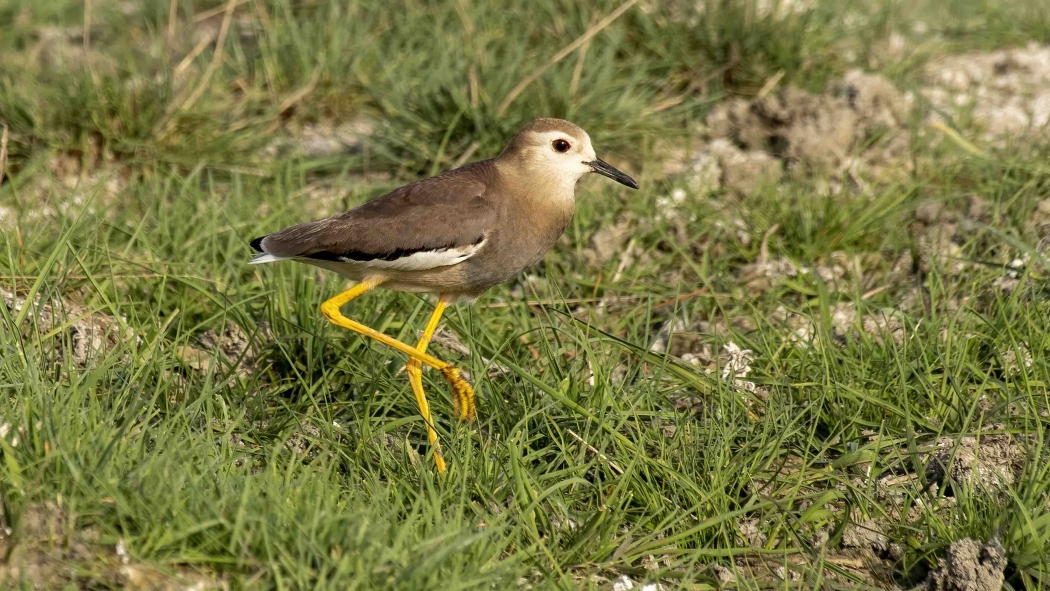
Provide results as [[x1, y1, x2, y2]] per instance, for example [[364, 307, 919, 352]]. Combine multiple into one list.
[[249, 118, 639, 472]]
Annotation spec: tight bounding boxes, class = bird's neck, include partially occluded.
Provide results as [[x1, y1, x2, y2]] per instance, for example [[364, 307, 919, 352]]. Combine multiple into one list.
[[494, 158, 578, 211]]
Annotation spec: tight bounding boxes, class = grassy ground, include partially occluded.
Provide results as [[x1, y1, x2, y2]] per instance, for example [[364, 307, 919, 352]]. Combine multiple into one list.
[[2, 0, 1050, 588]]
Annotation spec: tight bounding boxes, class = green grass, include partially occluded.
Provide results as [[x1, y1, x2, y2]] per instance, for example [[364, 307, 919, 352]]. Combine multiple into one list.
[[2, 0, 1050, 588]]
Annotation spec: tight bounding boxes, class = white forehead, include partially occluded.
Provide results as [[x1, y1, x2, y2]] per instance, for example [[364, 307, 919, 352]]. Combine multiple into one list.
[[532, 130, 594, 156]]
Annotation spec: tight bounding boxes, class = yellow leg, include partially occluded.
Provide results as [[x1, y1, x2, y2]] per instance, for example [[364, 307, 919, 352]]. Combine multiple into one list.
[[406, 297, 449, 472], [320, 279, 448, 371], [319, 281, 475, 473], [409, 297, 476, 424]]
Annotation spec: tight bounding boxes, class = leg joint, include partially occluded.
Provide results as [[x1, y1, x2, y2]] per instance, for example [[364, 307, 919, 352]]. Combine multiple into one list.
[[319, 302, 337, 320]]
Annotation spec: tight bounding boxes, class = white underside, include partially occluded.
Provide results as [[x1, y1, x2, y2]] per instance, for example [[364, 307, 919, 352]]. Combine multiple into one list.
[[249, 239, 485, 271]]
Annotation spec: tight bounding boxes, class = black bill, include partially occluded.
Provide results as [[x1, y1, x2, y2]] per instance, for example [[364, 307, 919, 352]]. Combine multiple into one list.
[[587, 158, 639, 190]]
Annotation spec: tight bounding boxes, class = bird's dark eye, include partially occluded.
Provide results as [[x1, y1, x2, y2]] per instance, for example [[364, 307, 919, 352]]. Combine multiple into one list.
[[552, 139, 571, 153]]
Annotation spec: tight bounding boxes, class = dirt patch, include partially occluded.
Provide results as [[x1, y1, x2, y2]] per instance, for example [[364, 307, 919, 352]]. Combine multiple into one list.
[[0, 149, 128, 230], [1, 501, 225, 590], [648, 319, 760, 377], [12, 25, 118, 75], [830, 302, 905, 346], [708, 87, 856, 173], [923, 43, 1050, 145], [925, 537, 1006, 591], [263, 118, 375, 159], [776, 302, 905, 348], [1, 289, 137, 366], [925, 432, 1026, 492]]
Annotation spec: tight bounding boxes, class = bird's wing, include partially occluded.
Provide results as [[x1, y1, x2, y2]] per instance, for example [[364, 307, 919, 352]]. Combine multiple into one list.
[[250, 162, 498, 271]]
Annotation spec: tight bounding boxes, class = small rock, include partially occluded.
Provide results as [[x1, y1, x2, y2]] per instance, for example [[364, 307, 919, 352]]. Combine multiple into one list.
[[710, 563, 736, 584]]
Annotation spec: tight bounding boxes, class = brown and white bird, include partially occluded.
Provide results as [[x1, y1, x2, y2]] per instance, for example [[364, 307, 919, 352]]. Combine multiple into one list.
[[249, 118, 638, 472]]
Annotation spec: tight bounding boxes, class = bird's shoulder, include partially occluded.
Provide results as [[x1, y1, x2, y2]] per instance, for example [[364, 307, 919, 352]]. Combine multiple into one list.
[[343, 159, 501, 218]]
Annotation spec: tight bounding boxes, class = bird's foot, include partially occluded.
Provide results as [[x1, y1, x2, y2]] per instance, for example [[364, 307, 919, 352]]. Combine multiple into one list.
[[441, 366, 476, 422]]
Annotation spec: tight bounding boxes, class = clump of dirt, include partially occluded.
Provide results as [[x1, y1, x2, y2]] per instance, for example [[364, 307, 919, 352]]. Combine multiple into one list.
[[702, 70, 912, 182], [709, 563, 737, 585], [1, 501, 225, 590], [660, 148, 723, 195], [925, 432, 1026, 492], [585, 218, 634, 266], [923, 43, 1050, 145], [925, 537, 1006, 591], [842, 519, 891, 555], [649, 318, 712, 367], [910, 202, 969, 276], [284, 420, 322, 456], [663, 69, 913, 197], [176, 323, 264, 378], [1028, 199, 1050, 238], [737, 518, 769, 548], [708, 87, 855, 172], [739, 256, 800, 293], [1000, 342, 1033, 374], [669, 138, 784, 197], [1, 289, 137, 366]]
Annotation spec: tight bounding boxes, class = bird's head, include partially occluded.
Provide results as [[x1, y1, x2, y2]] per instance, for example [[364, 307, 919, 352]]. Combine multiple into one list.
[[499, 118, 639, 191]]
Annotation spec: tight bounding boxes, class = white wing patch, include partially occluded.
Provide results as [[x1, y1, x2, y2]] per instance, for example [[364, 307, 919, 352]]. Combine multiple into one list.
[[353, 239, 486, 271]]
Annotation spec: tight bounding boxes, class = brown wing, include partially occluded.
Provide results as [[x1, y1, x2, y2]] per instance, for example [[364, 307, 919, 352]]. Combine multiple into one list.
[[252, 160, 498, 264]]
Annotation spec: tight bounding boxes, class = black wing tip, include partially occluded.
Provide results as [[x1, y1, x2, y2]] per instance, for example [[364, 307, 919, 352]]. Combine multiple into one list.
[[250, 236, 266, 252]]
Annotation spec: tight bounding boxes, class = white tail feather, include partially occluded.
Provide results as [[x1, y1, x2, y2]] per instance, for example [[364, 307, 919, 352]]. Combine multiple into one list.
[[249, 253, 286, 264]]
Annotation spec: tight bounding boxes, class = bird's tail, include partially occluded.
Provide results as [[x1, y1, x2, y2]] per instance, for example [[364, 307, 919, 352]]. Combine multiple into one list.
[[249, 252, 284, 264], [248, 235, 287, 264]]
